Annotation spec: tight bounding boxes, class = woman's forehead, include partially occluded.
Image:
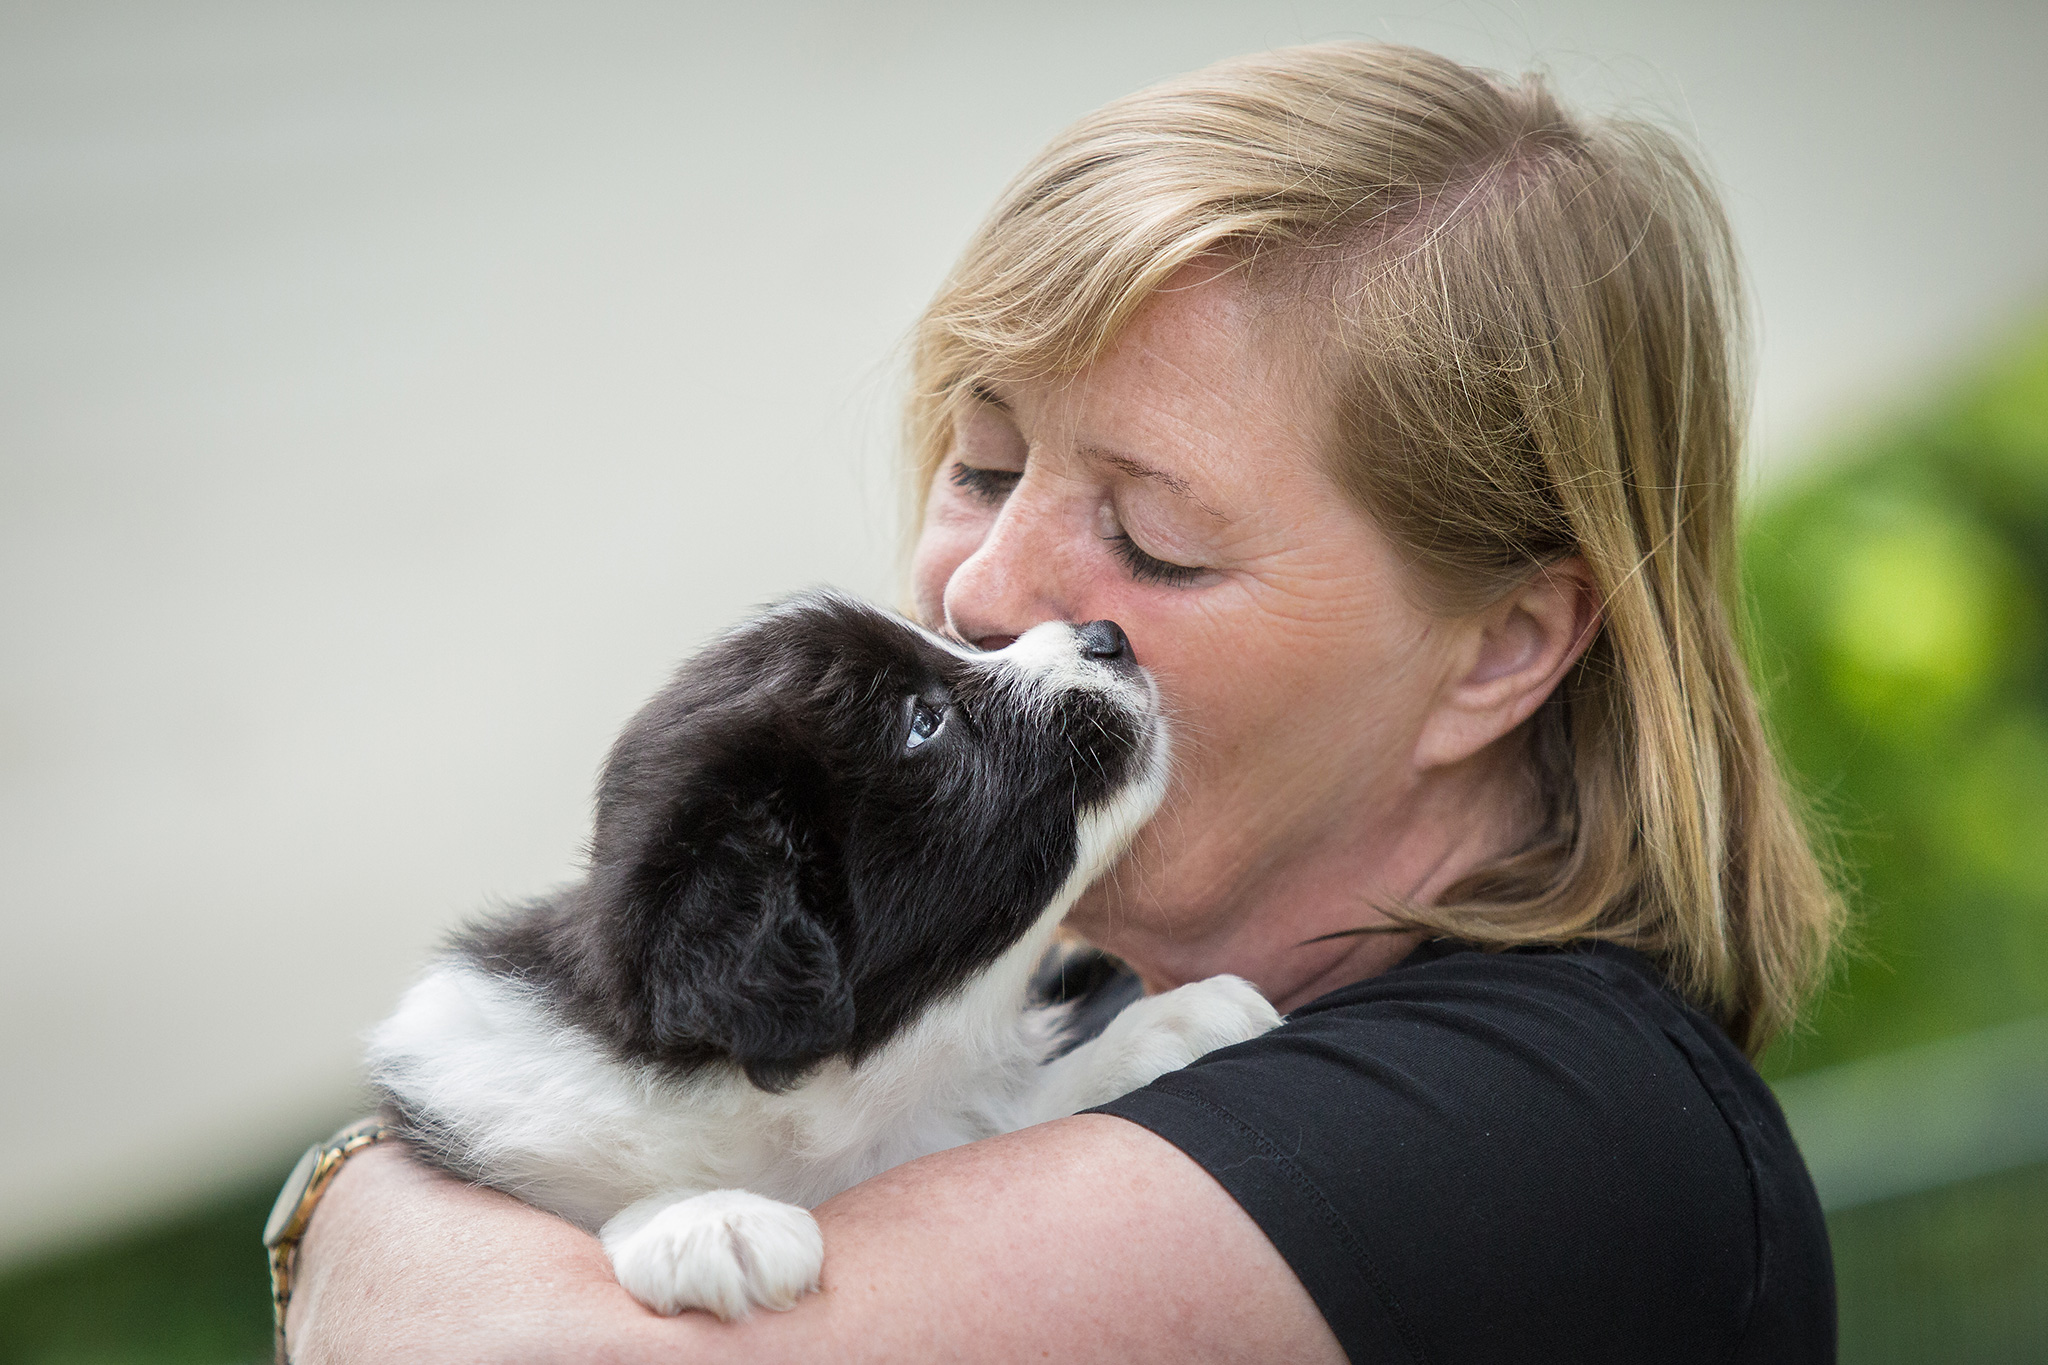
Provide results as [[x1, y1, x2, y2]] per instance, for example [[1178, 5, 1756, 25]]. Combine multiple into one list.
[[978, 290, 1336, 509]]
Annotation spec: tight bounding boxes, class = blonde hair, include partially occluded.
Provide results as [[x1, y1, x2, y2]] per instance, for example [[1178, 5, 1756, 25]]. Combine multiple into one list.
[[905, 42, 1842, 1055]]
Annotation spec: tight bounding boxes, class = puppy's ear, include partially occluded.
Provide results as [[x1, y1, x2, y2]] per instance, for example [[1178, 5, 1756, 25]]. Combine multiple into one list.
[[605, 797, 855, 1092]]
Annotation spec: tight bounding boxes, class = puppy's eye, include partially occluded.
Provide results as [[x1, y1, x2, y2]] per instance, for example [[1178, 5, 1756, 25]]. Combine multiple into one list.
[[905, 699, 947, 751]]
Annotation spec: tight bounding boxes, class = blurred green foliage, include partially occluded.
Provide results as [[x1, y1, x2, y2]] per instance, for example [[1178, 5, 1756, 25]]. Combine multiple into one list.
[[4, 316, 2047, 1362], [1746, 312, 2048, 1356], [1750, 316, 2048, 1077], [0, 1175, 277, 1365]]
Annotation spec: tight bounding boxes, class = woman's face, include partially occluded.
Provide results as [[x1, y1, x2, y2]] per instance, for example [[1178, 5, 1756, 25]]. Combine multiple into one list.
[[910, 264, 1477, 999]]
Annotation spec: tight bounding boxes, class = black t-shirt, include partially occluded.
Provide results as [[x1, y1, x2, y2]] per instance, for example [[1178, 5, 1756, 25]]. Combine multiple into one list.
[[1081, 940, 1836, 1364]]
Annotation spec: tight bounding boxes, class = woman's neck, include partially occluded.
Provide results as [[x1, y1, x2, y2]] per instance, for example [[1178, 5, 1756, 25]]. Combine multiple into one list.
[[1078, 738, 1539, 1014]]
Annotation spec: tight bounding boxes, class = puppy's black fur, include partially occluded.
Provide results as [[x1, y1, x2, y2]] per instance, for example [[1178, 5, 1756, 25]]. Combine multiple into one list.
[[440, 594, 1152, 1092]]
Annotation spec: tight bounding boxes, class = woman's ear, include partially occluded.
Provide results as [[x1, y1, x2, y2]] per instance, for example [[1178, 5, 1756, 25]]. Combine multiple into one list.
[[1414, 557, 1600, 770]]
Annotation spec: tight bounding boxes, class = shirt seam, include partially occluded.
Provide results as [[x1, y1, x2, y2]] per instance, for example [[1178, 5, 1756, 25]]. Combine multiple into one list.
[[1554, 950, 1769, 1361]]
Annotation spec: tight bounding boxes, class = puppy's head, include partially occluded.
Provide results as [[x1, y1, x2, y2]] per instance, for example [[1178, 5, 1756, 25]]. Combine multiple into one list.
[[578, 592, 1165, 1088]]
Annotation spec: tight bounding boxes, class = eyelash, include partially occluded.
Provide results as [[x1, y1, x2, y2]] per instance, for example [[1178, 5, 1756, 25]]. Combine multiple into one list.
[[949, 462, 1019, 504], [1104, 532, 1205, 587], [949, 461, 1205, 588]]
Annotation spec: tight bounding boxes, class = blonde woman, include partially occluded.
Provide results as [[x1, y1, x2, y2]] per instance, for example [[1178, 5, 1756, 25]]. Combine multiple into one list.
[[287, 42, 1842, 1363]]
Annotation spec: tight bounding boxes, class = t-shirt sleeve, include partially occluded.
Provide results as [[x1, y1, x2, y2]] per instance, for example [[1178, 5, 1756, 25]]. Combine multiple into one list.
[[1088, 951, 1814, 1365]]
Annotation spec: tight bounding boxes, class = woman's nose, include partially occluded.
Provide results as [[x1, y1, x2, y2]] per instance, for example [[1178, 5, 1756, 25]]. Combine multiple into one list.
[[941, 493, 1079, 649]]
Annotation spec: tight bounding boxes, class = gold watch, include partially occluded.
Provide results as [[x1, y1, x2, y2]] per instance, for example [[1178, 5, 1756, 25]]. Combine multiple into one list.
[[262, 1116, 390, 1362]]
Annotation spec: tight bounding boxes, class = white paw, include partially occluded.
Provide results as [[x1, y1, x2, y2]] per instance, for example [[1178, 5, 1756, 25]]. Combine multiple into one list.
[[1069, 974, 1281, 1107], [601, 1189, 823, 1320]]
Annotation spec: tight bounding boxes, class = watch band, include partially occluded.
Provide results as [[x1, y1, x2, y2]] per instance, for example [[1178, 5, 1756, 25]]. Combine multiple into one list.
[[262, 1116, 390, 1363]]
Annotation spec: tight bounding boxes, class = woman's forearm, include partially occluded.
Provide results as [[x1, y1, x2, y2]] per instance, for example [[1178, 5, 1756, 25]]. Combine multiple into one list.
[[283, 1117, 1341, 1365]]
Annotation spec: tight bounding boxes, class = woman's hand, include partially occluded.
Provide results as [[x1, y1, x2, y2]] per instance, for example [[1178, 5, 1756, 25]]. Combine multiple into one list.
[[286, 1117, 1344, 1365]]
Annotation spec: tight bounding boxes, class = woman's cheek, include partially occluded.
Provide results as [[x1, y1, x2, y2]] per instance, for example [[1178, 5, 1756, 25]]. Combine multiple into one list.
[[1133, 589, 1277, 755]]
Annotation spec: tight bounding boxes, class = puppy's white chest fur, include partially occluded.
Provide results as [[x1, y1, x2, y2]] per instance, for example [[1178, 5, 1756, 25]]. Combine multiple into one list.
[[373, 917, 1059, 1229], [372, 921, 1278, 1319]]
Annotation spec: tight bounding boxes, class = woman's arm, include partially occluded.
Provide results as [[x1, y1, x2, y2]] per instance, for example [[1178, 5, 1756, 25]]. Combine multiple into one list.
[[287, 1115, 1345, 1365]]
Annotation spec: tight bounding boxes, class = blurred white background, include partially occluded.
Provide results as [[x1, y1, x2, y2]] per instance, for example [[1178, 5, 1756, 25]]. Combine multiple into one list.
[[4, 0, 2045, 1263]]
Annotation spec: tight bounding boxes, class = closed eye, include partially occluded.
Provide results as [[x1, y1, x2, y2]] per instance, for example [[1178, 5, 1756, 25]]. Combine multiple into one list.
[[1104, 532, 1205, 588], [949, 462, 1020, 505]]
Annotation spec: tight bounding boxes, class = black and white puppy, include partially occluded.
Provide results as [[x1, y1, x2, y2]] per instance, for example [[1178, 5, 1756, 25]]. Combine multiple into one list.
[[367, 593, 1279, 1319]]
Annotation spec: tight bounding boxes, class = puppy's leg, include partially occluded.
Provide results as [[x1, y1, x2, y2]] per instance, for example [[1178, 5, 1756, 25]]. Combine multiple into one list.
[[1023, 974, 1281, 1123], [601, 1189, 824, 1320]]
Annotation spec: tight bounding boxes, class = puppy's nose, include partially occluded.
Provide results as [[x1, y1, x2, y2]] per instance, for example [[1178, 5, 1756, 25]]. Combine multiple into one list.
[[1077, 619, 1136, 669]]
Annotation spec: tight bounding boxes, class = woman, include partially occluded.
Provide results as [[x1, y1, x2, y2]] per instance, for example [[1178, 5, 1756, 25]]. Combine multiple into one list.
[[287, 41, 1842, 1363]]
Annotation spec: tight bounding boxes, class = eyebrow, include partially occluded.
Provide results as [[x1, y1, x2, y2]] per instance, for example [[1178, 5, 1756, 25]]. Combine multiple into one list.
[[966, 382, 1228, 521], [1079, 444, 1228, 521]]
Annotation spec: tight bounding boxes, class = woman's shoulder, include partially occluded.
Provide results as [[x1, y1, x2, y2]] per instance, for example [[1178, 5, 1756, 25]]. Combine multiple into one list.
[[1087, 937, 1784, 1146], [1088, 940, 1836, 1365], [1096, 938, 1780, 1198], [1301, 937, 1745, 1069]]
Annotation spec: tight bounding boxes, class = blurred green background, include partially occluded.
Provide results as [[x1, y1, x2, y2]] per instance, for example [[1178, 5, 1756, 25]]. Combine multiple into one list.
[[4, 319, 2045, 1362], [1746, 312, 2048, 1361]]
